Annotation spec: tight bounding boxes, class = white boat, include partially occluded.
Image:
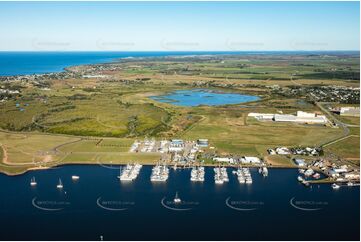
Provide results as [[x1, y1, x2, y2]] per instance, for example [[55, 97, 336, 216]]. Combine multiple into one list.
[[304, 169, 314, 177], [190, 166, 205, 182], [297, 176, 304, 182], [173, 192, 181, 203], [151, 164, 169, 182], [238, 177, 246, 183], [56, 178, 63, 189], [119, 164, 142, 181], [312, 173, 320, 179], [298, 169, 305, 174], [30, 177, 37, 186], [347, 182, 354, 186], [332, 183, 340, 189], [71, 175, 80, 180], [262, 167, 268, 177], [246, 179, 253, 184]]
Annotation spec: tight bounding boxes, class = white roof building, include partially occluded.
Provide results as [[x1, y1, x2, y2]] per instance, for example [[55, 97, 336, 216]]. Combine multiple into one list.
[[213, 157, 234, 163], [340, 107, 360, 117]]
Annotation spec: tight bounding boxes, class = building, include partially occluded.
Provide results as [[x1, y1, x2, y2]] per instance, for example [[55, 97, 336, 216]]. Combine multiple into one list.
[[197, 139, 209, 147], [340, 107, 360, 117], [241, 156, 261, 164], [248, 113, 275, 121], [213, 157, 234, 163], [249, 111, 328, 124], [169, 139, 185, 152]]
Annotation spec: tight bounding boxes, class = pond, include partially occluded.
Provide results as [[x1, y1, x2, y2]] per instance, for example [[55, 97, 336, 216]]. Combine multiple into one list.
[[150, 89, 260, 107]]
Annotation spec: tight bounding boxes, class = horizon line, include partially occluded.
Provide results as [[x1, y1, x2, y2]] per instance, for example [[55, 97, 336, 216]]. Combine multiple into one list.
[[0, 50, 359, 52]]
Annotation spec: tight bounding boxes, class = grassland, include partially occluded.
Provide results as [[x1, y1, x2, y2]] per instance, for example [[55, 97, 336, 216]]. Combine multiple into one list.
[[0, 53, 359, 174]]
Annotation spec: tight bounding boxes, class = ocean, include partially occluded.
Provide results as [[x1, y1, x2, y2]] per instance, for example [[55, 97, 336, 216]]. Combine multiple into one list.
[[0, 51, 358, 76], [0, 165, 359, 240]]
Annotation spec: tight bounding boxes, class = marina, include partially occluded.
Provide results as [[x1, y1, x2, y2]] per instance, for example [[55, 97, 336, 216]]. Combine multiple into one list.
[[118, 164, 142, 181], [234, 167, 253, 184], [190, 166, 205, 182], [0, 165, 359, 240], [0, 165, 358, 240], [214, 167, 229, 184], [150, 164, 169, 182]]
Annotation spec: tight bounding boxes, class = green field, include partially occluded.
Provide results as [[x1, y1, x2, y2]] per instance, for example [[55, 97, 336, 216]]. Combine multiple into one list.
[[0, 54, 359, 174]]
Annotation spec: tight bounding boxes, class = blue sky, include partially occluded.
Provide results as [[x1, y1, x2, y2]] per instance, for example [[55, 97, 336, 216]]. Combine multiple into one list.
[[0, 1, 359, 51]]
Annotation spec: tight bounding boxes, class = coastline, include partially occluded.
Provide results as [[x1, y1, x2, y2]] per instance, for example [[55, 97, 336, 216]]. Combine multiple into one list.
[[0, 159, 336, 185]]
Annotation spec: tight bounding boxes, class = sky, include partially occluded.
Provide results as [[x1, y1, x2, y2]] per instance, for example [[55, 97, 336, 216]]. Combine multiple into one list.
[[0, 1, 359, 51]]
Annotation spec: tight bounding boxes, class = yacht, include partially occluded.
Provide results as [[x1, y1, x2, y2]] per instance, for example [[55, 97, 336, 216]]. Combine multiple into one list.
[[190, 166, 205, 182], [312, 173, 320, 179], [30, 177, 37, 186], [332, 183, 340, 189], [119, 164, 142, 181], [151, 164, 169, 182], [304, 169, 314, 177], [347, 182, 354, 186], [262, 167, 268, 177], [71, 175, 80, 180], [173, 192, 181, 203], [56, 179, 63, 189], [214, 167, 227, 184], [297, 176, 304, 182]]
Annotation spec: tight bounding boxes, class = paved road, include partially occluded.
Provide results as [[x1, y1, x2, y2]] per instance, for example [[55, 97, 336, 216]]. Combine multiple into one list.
[[315, 102, 351, 147]]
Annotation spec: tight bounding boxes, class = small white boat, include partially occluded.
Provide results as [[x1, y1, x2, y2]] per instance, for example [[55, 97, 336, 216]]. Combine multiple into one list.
[[312, 173, 321, 179], [56, 178, 63, 189], [332, 183, 340, 189], [71, 175, 80, 180], [173, 192, 181, 204], [30, 177, 37, 186], [297, 176, 304, 182], [347, 182, 353, 186]]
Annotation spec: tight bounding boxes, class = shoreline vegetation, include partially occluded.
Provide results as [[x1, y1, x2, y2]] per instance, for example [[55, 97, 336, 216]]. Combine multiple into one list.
[[0, 52, 359, 183]]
